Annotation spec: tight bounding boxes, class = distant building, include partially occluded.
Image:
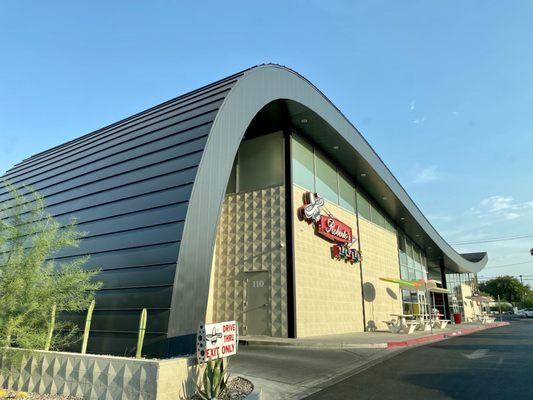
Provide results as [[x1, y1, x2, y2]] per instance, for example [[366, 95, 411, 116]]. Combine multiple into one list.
[[0, 65, 487, 357]]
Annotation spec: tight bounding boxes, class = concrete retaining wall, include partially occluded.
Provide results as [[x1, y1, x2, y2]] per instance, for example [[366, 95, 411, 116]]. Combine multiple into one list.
[[0, 348, 199, 400]]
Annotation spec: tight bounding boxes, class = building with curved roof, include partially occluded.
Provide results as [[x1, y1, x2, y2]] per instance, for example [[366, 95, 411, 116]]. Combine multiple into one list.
[[0, 65, 486, 357]]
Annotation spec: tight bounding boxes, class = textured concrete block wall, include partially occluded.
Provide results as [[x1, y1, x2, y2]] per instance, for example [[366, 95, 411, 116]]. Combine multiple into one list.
[[358, 218, 403, 331], [208, 186, 288, 337], [292, 186, 364, 337], [0, 349, 198, 400]]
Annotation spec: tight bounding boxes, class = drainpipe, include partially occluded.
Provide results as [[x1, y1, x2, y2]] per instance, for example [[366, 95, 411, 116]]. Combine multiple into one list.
[[354, 194, 366, 331]]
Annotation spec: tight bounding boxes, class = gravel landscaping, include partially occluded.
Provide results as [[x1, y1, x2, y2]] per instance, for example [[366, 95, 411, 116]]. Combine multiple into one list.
[[190, 376, 254, 400], [0, 390, 80, 400]]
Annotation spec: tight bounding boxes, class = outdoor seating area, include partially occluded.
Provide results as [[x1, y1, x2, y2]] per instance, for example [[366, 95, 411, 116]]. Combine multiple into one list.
[[476, 313, 497, 324], [383, 313, 452, 335]]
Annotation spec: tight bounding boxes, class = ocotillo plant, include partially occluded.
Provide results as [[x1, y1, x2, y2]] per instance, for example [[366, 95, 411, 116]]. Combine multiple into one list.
[[135, 308, 147, 359], [44, 304, 56, 351], [81, 299, 95, 354]]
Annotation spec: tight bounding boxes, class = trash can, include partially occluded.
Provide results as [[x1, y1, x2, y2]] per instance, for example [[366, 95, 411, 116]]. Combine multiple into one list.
[[453, 313, 462, 324]]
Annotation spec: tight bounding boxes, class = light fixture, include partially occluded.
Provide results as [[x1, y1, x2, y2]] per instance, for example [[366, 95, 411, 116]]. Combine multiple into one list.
[[333, 145, 339, 150], [416, 234, 420, 237], [400, 217, 405, 220], [301, 118, 308, 124], [360, 173, 367, 177], [382, 196, 387, 200]]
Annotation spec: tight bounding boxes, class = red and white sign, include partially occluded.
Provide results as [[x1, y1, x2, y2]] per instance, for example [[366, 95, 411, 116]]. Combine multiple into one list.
[[316, 215, 353, 244], [196, 320, 238, 364], [299, 191, 361, 265]]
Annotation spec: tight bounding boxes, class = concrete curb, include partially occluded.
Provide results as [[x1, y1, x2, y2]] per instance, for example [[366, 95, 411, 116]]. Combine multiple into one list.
[[387, 322, 510, 348], [239, 322, 510, 351], [239, 339, 387, 349]]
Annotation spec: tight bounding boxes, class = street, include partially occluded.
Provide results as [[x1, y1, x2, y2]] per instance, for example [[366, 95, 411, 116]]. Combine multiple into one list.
[[306, 320, 533, 399]]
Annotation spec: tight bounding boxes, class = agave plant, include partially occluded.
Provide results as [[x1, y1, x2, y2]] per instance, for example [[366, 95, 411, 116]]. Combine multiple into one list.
[[197, 358, 229, 400]]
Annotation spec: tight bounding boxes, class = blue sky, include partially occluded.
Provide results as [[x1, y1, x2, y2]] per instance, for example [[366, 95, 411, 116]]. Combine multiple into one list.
[[1, 1, 532, 281]]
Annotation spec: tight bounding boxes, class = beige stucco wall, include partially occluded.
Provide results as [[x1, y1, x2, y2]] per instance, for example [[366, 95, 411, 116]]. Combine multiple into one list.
[[358, 217, 403, 331], [207, 185, 288, 337], [292, 185, 364, 337]]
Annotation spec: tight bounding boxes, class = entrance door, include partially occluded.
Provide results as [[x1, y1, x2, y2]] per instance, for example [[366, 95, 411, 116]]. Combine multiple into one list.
[[244, 271, 269, 336]]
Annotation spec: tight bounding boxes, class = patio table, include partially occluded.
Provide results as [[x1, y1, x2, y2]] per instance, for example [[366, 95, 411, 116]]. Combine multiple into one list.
[[390, 314, 413, 326]]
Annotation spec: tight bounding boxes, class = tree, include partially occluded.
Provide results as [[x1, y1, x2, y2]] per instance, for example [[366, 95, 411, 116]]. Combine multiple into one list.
[[0, 182, 101, 351], [478, 276, 529, 305]]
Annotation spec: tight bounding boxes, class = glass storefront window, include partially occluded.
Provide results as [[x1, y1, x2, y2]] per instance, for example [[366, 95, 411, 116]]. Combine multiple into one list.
[[238, 132, 284, 192], [406, 240, 415, 268], [338, 172, 356, 212], [398, 234, 407, 266], [314, 150, 338, 203], [291, 135, 315, 191]]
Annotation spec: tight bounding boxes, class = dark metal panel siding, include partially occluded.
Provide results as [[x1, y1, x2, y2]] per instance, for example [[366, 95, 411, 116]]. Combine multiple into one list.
[[1, 70, 246, 358]]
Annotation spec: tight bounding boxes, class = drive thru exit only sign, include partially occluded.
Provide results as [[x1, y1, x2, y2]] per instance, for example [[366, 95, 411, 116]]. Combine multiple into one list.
[[196, 320, 238, 364]]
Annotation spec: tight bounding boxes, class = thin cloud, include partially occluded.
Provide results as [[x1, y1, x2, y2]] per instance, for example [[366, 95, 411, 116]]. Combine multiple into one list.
[[410, 100, 416, 111], [473, 195, 533, 220], [413, 165, 439, 184]]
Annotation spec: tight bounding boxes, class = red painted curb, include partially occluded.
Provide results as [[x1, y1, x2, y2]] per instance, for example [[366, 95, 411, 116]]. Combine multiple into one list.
[[387, 322, 509, 348]]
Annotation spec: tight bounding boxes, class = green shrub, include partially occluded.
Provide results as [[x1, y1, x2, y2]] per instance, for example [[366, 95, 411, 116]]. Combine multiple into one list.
[[0, 182, 102, 351]]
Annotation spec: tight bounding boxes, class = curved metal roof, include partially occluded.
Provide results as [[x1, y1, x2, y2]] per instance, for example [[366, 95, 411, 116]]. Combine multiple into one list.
[[169, 64, 487, 342], [1, 64, 486, 356]]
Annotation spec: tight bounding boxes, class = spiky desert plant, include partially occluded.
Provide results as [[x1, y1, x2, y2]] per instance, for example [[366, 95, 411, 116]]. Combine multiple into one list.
[[81, 299, 95, 354], [197, 358, 229, 400], [44, 303, 56, 351], [135, 308, 147, 359], [0, 182, 101, 352]]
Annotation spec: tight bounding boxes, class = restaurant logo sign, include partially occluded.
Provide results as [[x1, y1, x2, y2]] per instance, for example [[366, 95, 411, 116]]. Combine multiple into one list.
[[299, 191, 361, 264], [196, 320, 238, 364], [317, 215, 352, 243]]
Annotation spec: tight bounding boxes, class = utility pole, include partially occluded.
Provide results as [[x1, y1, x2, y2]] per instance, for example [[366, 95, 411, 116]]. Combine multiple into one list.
[[498, 295, 502, 322]]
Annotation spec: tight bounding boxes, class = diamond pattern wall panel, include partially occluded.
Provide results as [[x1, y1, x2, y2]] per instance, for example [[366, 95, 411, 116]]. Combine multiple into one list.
[[0, 350, 174, 400], [211, 185, 288, 337]]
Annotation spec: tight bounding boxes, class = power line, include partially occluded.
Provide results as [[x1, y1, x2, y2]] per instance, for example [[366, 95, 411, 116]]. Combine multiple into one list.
[[484, 261, 533, 270], [478, 274, 533, 281], [451, 233, 533, 245]]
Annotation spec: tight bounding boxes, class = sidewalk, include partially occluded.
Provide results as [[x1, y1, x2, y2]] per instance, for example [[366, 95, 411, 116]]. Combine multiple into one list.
[[240, 321, 509, 349], [231, 322, 509, 399]]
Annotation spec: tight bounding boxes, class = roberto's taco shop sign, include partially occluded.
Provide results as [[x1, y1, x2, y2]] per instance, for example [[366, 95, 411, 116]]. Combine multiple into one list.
[[298, 191, 361, 265]]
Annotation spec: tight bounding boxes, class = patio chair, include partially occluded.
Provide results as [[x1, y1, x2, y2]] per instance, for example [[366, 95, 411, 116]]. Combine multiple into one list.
[[417, 319, 432, 331], [400, 321, 419, 334], [433, 319, 450, 329]]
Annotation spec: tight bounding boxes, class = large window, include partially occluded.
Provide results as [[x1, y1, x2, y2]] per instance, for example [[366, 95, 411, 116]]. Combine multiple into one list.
[[338, 173, 356, 213], [291, 135, 315, 190], [290, 132, 396, 233], [227, 131, 284, 194], [356, 191, 371, 220], [398, 231, 430, 315], [314, 150, 339, 203]]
